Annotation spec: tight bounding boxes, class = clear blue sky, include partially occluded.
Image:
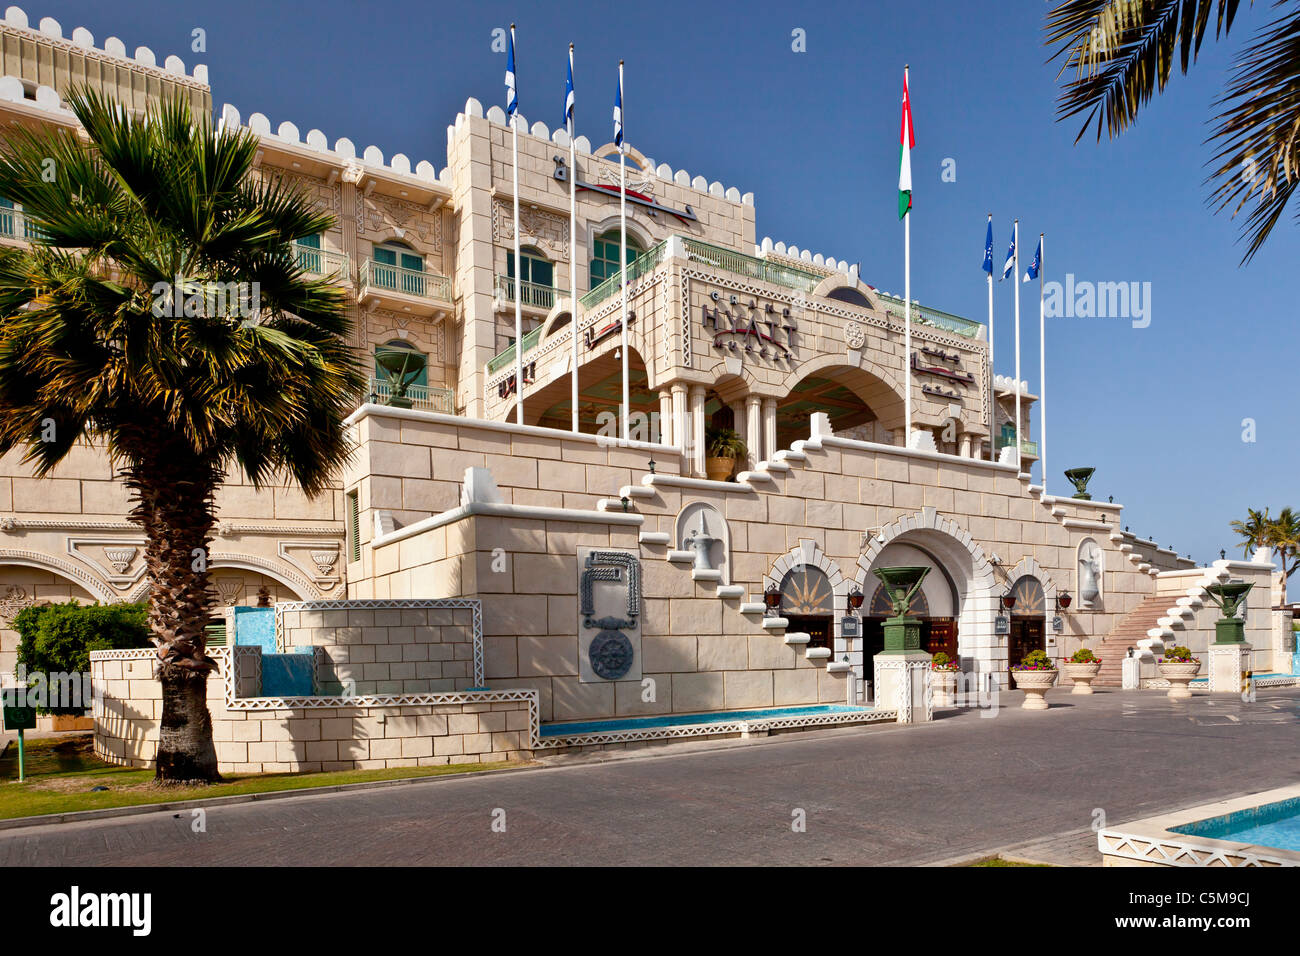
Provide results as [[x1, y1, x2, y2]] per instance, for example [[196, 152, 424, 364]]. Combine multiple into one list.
[[38, 0, 1299, 567]]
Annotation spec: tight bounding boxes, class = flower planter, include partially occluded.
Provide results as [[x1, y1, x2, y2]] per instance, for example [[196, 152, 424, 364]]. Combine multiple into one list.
[[1011, 668, 1057, 710], [930, 670, 958, 707], [1062, 661, 1102, 695], [1158, 660, 1201, 700], [705, 456, 736, 482]]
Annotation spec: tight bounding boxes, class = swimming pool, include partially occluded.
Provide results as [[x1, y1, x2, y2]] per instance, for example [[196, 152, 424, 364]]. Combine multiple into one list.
[[539, 703, 872, 738], [1171, 796, 1300, 852]]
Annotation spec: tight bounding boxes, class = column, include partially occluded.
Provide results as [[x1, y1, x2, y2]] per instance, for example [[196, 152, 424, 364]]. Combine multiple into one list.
[[729, 400, 746, 448], [745, 394, 762, 470], [958, 433, 971, 459], [671, 383, 688, 459], [689, 385, 707, 477], [762, 398, 778, 462], [658, 390, 673, 447]]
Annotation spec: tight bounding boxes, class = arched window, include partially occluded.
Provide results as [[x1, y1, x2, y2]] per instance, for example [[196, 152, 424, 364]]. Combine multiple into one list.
[[826, 286, 873, 309], [507, 245, 553, 288], [589, 230, 643, 290], [372, 240, 425, 295]]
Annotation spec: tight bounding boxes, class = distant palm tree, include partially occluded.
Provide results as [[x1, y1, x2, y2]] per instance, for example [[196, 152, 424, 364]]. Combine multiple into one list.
[[0, 90, 363, 782], [1046, 1, 1300, 263], [1230, 506, 1299, 604]]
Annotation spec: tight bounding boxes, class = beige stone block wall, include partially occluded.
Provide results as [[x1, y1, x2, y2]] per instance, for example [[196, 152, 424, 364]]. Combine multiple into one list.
[[92, 649, 533, 774]]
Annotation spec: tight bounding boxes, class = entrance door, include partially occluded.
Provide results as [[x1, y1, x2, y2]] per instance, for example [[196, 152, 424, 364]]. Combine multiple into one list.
[[786, 615, 832, 651], [923, 618, 958, 659], [1008, 617, 1045, 667], [862, 618, 885, 694]]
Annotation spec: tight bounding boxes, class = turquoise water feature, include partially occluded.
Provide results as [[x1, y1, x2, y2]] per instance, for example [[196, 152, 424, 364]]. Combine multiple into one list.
[[539, 703, 872, 738], [1172, 797, 1300, 852]]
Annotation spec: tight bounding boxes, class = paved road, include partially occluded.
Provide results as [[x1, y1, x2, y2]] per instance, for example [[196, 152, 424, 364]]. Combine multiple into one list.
[[3, 688, 1298, 866]]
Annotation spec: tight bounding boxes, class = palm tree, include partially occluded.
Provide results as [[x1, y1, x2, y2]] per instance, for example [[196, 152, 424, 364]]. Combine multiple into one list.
[[0, 90, 363, 782], [1046, 1, 1300, 262], [1230, 506, 1272, 558]]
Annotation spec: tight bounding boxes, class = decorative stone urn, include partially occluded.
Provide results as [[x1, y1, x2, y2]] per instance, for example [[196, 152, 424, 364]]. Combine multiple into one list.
[[705, 456, 735, 482], [1158, 660, 1201, 700], [1010, 668, 1057, 710], [1062, 661, 1102, 694], [930, 670, 958, 707]]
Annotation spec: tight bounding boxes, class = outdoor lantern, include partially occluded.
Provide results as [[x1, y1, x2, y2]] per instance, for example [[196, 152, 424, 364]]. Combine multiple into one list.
[[1001, 590, 1017, 610], [1057, 591, 1072, 610], [848, 587, 864, 611], [648, 458, 656, 474], [764, 583, 782, 611], [620, 495, 630, 513]]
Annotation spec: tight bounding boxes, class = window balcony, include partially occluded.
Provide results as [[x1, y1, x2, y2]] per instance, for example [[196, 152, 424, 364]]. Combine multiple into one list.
[[494, 274, 555, 314], [364, 377, 455, 414], [0, 206, 45, 244], [996, 436, 1039, 457], [291, 242, 351, 282], [358, 259, 452, 316]]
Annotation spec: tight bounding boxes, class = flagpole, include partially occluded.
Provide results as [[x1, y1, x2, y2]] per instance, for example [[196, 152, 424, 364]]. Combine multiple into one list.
[[1013, 218, 1022, 473], [1038, 232, 1046, 496], [986, 212, 994, 461], [568, 43, 579, 433], [902, 65, 912, 450], [509, 25, 524, 426], [618, 59, 629, 444]]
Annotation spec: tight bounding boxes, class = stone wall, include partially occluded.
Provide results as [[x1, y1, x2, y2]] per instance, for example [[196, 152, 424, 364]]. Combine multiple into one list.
[[345, 406, 1184, 723], [91, 648, 535, 773]]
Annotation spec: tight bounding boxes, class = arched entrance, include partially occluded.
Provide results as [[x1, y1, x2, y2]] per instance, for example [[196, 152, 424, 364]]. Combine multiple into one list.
[[778, 565, 835, 651], [863, 540, 961, 686], [529, 346, 656, 437], [1007, 575, 1047, 668], [776, 363, 904, 449]]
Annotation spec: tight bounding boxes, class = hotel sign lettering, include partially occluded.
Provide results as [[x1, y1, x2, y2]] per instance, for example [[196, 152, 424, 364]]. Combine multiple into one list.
[[702, 291, 797, 363]]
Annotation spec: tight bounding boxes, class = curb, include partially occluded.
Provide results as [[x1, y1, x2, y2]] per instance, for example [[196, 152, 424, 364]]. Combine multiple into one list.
[[0, 759, 541, 832]]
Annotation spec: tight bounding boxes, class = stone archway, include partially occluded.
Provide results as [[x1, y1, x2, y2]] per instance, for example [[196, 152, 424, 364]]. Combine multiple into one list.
[[856, 506, 1004, 684]]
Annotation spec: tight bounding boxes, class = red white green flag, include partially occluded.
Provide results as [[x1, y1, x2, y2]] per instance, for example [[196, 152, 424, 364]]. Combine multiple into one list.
[[898, 68, 914, 220]]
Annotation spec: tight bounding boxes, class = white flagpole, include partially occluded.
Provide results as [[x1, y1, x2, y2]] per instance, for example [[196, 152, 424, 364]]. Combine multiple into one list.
[[1038, 233, 1046, 496], [569, 44, 579, 433], [510, 26, 524, 426], [618, 59, 629, 444], [987, 212, 994, 462], [1013, 218, 1022, 473], [904, 209, 912, 449]]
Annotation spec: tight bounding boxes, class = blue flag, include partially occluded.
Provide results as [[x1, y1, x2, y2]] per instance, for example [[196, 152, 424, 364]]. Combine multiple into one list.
[[1023, 237, 1041, 283], [505, 26, 518, 119], [613, 65, 624, 153], [1001, 226, 1015, 281], [982, 217, 993, 275], [563, 46, 575, 131]]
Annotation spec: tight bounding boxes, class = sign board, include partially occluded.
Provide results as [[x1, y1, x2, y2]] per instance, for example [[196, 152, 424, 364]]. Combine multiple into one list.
[[2, 702, 36, 732], [840, 615, 860, 639], [994, 615, 1009, 635], [1052, 615, 1064, 633]]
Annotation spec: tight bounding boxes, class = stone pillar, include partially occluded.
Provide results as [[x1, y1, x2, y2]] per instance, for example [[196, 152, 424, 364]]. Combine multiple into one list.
[[729, 400, 745, 447], [745, 394, 762, 469], [670, 383, 688, 458], [873, 614, 933, 723], [658, 390, 673, 447], [762, 398, 778, 461], [689, 385, 707, 477], [958, 433, 972, 458], [1208, 643, 1252, 694]]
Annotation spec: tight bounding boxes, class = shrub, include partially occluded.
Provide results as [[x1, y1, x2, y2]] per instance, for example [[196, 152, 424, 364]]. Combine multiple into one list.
[[705, 425, 747, 459], [931, 651, 959, 671], [1159, 645, 1195, 663], [13, 601, 151, 713], [1069, 647, 1099, 664], [1013, 649, 1055, 671]]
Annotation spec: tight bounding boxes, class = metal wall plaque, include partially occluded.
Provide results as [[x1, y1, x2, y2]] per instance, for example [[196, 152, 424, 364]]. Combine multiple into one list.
[[840, 615, 860, 638]]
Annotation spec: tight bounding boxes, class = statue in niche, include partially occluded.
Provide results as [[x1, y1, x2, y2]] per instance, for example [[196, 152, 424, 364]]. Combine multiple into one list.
[[1079, 540, 1102, 607], [683, 511, 716, 572]]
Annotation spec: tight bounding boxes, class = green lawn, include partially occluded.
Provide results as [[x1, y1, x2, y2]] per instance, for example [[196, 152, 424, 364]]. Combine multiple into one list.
[[965, 856, 1052, 867], [0, 735, 517, 821]]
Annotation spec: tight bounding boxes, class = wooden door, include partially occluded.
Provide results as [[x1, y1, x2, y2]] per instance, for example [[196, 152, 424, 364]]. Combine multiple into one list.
[[786, 615, 832, 650], [1008, 617, 1045, 668], [923, 618, 958, 659]]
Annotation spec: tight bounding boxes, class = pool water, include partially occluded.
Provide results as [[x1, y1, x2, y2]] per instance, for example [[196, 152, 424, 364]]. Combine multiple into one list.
[[539, 704, 871, 738], [1171, 797, 1300, 851]]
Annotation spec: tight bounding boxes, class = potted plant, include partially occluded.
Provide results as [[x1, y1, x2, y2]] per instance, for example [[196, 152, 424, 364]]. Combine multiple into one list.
[[1010, 649, 1057, 710], [1157, 645, 1200, 700], [929, 652, 960, 706], [705, 425, 747, 482], [1061, 647, 1103, 695]]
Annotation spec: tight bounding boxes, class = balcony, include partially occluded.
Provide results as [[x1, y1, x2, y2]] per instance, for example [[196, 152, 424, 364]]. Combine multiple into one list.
[[486, 325, 543, 376], [365, 377, 455, 414], [494, 275, 556, 314], [0, 206, 45, 243], [996, 436, 1039, 457], [358, 259, 453, 316], [291, 242, 351, 281]]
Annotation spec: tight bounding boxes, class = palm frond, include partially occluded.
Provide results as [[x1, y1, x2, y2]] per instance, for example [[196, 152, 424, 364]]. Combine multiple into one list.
[[1046, 0, 1242, 142], [1206, 2, 1300, 262]]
